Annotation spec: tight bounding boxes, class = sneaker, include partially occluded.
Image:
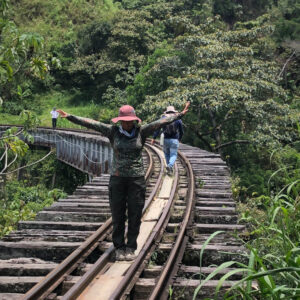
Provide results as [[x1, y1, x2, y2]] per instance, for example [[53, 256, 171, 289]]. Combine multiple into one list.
[[115, 248, 126, 261], [125, 248, 137, 261], [166, 166, 173, 175]]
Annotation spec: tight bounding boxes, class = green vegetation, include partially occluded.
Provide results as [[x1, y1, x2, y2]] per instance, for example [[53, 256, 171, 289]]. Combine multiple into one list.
[[0, 181, 66, 237], [0, 105, 87, 236], [0, 0, 299, 297], [194, 152, 300, 298]]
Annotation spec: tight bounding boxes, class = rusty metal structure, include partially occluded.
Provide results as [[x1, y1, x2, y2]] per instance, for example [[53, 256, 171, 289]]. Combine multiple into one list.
[[0, 126, 112, 176]]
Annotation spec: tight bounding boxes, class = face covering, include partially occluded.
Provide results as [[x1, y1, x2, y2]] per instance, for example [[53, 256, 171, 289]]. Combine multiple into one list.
[[119, 125, 136, 138]]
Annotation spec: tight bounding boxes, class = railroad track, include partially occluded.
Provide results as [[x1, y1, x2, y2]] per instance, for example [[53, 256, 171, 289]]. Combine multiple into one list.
[[136, 144, 248, 300], [0, 143, 163, 299], [0, 139, 247, 300]]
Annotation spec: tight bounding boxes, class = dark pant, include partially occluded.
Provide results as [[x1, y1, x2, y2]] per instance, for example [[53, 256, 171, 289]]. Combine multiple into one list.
[[52, 118, 57, 129], [109, 176, 146, 250]]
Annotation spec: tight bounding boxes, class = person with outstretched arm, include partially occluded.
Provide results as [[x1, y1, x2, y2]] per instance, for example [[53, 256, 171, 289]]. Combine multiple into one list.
[[57, 102, 190, 261], [151, 105, 184, 175]]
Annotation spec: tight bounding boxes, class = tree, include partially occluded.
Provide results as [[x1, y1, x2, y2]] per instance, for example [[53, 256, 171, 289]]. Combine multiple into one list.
[[0, 0, 55, 180], [0, 0, 59, 114], [139, 16, 297, 156], [69, 9, 158, 101], [273, 0, 300, 42], [213, 0, 275, 24], [0, 110, 40, 175]]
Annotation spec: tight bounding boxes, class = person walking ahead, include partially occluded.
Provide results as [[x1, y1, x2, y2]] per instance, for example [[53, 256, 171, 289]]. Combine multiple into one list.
[[151, 105, 184, 175], [57, 102, 189, 261], [50, 107, 59, 129]]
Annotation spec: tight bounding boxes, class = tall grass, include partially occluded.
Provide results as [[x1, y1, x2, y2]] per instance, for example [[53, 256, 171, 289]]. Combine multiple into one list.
[[229, 182, 299, 299]]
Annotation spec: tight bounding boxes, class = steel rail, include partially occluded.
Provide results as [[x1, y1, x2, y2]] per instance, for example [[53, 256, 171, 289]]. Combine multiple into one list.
[[61, 143, 164, 300], [22, 145, 154, 300], [22, 220, 112, 300], [108, 143, 180, 300], [148, 148, 195, 300], [144, 146, 154, 182]]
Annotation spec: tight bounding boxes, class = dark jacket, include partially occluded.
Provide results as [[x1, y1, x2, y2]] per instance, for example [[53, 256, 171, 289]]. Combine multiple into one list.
[[152, 115, 183, 140]]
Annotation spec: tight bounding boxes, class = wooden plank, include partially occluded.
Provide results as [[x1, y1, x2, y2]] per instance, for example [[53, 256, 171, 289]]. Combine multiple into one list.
[[0, 262, 57, 276], [158, 175, 173, 198], [36, 211, 110, 222], [0, 277, 44, 293], [194, 223, 245, 231], [195, 207, 236, 213], [135, 221, 156, 255], [143, 198, 168, 221], [78, 263, 131, 300], [18, 221, 102, 231], [195, 201, 235, 207], [158, 243, 245, 252], [0, 293, 24, 300], [78, 274, 125, 300], [105, 262, 131, 276]]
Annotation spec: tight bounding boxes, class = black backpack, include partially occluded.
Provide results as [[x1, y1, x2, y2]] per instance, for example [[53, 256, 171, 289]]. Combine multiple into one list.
[[163, 121, 177, 136]]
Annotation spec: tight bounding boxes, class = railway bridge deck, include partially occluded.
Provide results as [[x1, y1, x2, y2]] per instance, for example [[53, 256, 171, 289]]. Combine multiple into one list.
[[0, 127, 247, 300]]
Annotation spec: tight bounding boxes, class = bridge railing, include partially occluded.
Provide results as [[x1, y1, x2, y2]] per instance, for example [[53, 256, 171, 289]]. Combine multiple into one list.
[[0, 126, 112, 176]]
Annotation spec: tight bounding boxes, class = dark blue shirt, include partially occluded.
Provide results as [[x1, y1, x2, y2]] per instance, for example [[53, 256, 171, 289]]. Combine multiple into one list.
[[153, 116, 183, 140]]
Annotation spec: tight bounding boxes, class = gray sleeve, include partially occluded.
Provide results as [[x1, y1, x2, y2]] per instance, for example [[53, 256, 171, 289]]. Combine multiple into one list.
[[66, 115, 113, 138]]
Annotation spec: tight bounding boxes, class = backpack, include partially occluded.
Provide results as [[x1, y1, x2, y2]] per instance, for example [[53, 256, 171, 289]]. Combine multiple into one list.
[[163, 121, 177, 136]]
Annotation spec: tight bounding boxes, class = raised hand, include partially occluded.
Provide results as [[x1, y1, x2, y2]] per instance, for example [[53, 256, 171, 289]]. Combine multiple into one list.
[[182, 101, 190, 115], [56, 109, 69, 118]]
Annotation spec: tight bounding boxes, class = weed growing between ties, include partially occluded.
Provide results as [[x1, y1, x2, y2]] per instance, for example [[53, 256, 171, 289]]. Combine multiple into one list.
[[149, 251, 158, 267]]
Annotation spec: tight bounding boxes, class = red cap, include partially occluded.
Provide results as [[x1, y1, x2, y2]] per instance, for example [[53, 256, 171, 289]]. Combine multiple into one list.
[[111, 105, 142, 123]]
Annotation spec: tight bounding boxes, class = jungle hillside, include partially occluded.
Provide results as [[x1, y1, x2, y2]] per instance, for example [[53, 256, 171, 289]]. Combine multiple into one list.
[[0, 0, 300, 298]]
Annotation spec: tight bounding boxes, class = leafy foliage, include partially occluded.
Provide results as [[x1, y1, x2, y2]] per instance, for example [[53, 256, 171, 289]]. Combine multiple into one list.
[[25, 150, 88, 194], [225, 137, 300, 298], [140, 16, 297, 157], [194, 156, 300, 299], [0, 147, 86, 237], [273, 0, 300, 42], [213, 0, 274, 24], [0, 0, 299, 296], [126, 44, 181, 107], [0, 110, 40, 175], [0, 180, 66, 236], [69, 9, 158, 100], [0, 0, 59, 114]]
